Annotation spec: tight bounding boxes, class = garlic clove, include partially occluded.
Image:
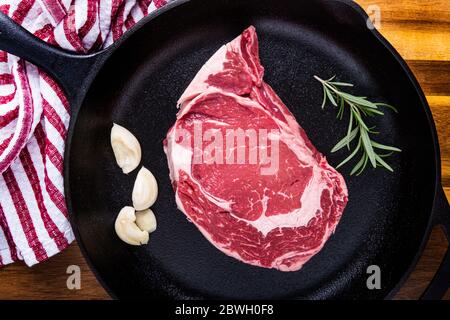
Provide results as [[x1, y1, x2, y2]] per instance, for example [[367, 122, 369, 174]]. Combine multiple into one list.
[[132, 167, 158, 210], [135, 209, 157, 233], [114, 206, 149, 246], [111, 123, 142, 174]]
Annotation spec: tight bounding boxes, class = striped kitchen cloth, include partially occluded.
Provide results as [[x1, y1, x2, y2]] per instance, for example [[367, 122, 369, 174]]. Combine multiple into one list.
[[0, 0, 169, 267]]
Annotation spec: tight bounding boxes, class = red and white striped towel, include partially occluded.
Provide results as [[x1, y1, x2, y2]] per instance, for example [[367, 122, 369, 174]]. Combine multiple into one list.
[[0, 0, 169, 267]]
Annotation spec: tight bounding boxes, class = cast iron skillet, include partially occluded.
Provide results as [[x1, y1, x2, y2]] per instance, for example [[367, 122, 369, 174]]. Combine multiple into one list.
[[0, 0, 449, 299]]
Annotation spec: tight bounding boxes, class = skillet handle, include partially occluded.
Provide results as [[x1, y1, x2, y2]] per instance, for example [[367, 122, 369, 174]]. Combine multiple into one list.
[[0, 13, 105, 107], [421, 186, 450, 300]]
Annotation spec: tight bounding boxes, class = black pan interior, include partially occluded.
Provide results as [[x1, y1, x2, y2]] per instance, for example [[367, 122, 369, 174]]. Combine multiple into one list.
[[68, 0, 437, 299]]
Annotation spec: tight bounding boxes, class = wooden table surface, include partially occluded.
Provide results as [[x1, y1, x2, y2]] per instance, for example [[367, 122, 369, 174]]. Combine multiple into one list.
[[0, 0, 449, 300]]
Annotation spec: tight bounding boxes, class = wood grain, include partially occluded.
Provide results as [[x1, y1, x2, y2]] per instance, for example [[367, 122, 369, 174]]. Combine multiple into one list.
[[357, 0, 450, 61], [0, 0, 448, 300], [429, 96, 450, 186], [0, 243, 110, 300], [356, 0, 450, 299], [409, 62, 450, 96]]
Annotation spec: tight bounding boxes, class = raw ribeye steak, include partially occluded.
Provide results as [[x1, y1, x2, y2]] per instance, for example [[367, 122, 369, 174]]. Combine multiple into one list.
[[164, 26, 348, 271]]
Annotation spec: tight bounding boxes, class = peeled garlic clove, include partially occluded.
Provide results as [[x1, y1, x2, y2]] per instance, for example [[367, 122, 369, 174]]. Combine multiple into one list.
[[132, 167, 158, 210], [111, 123, 141, 174], [135, 209, 157, 233], [115, 206, 149, 246]]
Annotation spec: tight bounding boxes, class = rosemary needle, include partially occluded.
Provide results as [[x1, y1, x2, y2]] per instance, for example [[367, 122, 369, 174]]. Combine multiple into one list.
[[314, 75, 401, 175]]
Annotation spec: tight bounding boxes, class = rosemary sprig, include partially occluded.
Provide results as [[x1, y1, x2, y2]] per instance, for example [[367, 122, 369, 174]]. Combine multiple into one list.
[[314, 75, 401, 175]]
